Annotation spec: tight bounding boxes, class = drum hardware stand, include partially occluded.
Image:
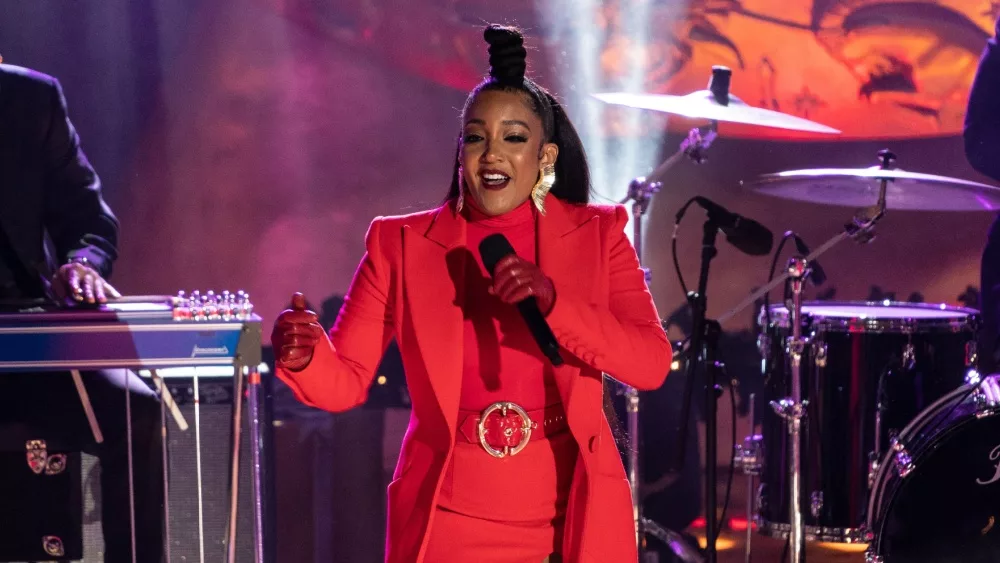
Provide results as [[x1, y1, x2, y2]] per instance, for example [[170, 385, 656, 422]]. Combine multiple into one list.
[[620, 175, 659, 554], [771, 255, 810, 563], [619, 124, 716, 563], [733, 393, 762, 563], [769, 150, 894, 563], [719, 150, 894, 563]]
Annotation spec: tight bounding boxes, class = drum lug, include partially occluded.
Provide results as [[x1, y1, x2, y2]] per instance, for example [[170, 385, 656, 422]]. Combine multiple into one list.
[[812, 341, 827, 368], [867, 451, 880, 488], [901, 343, 916, 371], [734, 434, 764, 475], [809, 490, 823, 519], [755, 482, 766, 514], [770, 398, 808, 421], [890, 436, 915, 478], [785, 335, 810, 359], [967, 369, 983, 386], [757, 333, 771, 361], [966, 341, 978, 367], [974, 374, 1000, 417]]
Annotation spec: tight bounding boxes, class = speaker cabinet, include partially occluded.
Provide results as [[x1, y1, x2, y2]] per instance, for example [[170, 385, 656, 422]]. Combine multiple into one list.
[[77, 376, 273, 562]]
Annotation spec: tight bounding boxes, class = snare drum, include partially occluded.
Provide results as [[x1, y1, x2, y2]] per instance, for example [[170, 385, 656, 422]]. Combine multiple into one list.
[[866, 378, 1000, 562], [755, 301, 979, 543]]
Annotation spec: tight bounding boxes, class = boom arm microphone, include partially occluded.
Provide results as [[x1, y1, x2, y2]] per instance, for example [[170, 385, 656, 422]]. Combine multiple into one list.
[[478, 234, 564, 366], [693, 196, 774, 256]]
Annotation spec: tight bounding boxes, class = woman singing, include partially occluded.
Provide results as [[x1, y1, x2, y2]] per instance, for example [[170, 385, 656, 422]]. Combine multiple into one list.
[[272, 24, 672, 563]]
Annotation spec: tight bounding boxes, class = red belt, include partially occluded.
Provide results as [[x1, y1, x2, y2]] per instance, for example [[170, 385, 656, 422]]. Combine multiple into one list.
[[457, 402, 569, 458]]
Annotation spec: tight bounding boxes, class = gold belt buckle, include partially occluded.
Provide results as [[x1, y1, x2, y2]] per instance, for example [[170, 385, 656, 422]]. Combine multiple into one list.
[[477, 401, 536, 458]]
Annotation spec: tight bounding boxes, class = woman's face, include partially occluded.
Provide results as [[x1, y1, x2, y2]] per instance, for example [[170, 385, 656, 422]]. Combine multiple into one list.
[[459, 90, 558, 216]]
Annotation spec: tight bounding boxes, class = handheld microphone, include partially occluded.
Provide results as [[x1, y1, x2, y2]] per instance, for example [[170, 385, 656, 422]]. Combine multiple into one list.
[[478, 234, 565, 366], [693, 196, 774, 256]]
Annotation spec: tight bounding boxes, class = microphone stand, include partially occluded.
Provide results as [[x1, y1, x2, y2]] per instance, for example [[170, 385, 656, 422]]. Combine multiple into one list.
[[686, 216, 724, 563]]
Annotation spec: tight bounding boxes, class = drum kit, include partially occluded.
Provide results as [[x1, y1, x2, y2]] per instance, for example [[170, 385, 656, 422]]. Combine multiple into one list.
[[598, 66, 1000, 563]]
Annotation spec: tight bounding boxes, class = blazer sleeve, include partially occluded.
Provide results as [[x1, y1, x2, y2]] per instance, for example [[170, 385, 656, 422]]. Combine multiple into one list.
[[40, 77, 119, 278], [545, 206, 672, 390], [275, 218, 396, 412], [966, 21, 1000, 182]]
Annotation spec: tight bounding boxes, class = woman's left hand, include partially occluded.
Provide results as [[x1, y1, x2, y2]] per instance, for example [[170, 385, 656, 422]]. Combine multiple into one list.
[[489, 255, 556, 315]]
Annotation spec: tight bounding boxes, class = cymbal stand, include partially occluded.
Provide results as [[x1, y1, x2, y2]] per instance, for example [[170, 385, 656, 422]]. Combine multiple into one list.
[[721, 150, 894, 563], [622, 174, 659, 551], [773, 254, 809, 563], [619, 124, 716, 562]]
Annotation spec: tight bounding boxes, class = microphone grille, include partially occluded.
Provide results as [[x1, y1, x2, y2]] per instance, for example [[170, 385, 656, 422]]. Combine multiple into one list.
[[478, 234, 515, 273]]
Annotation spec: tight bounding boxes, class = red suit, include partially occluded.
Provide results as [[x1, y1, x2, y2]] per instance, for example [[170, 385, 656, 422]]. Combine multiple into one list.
[[277, 194, 672, 562]]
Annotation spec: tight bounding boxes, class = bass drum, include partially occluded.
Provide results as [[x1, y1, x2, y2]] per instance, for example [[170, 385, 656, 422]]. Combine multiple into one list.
[[866, 378, 1000, 563]]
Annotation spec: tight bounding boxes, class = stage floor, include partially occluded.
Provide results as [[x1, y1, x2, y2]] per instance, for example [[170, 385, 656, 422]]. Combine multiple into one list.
[[699, 531, 866, 563], [685, 468, 867, 563]]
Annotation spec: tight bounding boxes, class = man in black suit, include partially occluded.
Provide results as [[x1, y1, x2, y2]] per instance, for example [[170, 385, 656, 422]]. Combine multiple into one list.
[[0, 62, 163, 562], [968, 16, 1000, 375]]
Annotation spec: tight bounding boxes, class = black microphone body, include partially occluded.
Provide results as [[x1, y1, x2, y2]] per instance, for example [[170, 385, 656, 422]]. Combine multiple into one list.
[[479, 234, 564, 366], [693, 196, 774, 256]]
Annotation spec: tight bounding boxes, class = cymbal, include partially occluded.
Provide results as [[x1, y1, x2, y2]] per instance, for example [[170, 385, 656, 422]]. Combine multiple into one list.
[[747, 167, 1000, 211], [592, 90, 841, 134]]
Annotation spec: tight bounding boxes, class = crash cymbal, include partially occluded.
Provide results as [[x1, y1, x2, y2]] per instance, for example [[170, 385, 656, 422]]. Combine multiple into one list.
[[747, 167, 1000, 211], [592, 90, 841, 135]]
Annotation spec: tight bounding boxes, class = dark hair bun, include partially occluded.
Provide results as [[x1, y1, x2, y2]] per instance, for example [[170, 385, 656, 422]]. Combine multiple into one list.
[[484, 24, 526, 86]]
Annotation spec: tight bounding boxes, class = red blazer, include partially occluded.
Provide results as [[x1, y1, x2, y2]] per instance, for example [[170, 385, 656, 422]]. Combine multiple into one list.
[[277, 194, 672, 562]]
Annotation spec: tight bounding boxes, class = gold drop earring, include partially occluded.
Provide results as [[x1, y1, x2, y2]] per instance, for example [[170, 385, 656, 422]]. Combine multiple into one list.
[[531, 164, 556, 215], [456, 166, 465, 213]]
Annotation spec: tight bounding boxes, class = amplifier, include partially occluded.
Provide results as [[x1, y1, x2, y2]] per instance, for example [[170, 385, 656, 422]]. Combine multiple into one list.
[[78, 374, 274, 562]]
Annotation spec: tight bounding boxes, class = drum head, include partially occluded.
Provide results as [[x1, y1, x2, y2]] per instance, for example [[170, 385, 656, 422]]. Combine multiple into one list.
[[764, 301, 978, 332], [871, 409, 1000, 562]]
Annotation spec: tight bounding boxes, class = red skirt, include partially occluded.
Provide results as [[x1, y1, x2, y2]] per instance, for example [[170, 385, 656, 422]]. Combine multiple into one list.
[[424, 424, 578, 561], [421, 506, 564, 562]]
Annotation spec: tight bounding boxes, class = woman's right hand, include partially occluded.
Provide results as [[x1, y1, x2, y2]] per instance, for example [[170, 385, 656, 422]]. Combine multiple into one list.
[[271, 292, 326, 371]]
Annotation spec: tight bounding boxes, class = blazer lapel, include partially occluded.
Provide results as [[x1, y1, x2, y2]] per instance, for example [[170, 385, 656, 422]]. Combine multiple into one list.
[[403, 204, 466, 438], [537, 196, 602, 410]]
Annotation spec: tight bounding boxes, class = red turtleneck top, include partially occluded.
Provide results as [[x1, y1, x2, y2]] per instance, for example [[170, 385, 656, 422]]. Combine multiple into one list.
[[458, 199, 562, 411], [436, 199, 578, 522]]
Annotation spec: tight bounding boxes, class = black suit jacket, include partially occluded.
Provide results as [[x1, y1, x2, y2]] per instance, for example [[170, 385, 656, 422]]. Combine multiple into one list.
[[967, 22, 1000, 373], [0, 64, 118, 298], [966, 19, 1000, 180]]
